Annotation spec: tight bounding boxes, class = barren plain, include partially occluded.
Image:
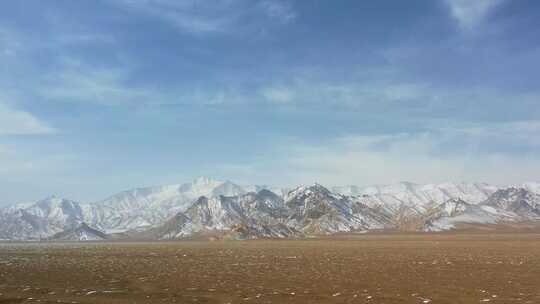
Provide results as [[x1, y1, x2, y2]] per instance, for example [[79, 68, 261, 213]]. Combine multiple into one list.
[[1, 233, 540, 304]]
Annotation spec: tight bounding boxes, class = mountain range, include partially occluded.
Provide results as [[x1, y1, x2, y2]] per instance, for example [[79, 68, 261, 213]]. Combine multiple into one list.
[[1, 177, 539, 241]]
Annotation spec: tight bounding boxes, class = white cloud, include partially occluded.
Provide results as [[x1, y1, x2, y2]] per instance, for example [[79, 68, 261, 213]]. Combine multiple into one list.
[[0, 102, 55, 135], [258, 78, 434, 108], [37, 59, 257, 107], [261, 86, 296, 103], [444, 0, 504, 31], [118, 0, 227, 33], [255, 72, 540, 127], [289, 122, 540, 186], [111, 0, 295, 34], [216, 121, 540, 187], [0, 28, 22, 57], [258, 1, 296, 24], [39, 60, 153, 106]]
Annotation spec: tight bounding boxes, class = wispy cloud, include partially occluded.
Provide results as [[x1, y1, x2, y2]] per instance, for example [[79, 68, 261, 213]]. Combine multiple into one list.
[[258, 1, 296, 24], [111, 0, 296, 34], [444, 0, 504, 31], [0, 102, 55, 135], [266, 81, 431, 106], [36, 59, 252, 106], [38, 59, 154, 106], [214, 120, 540, 187], [255, 68, 540, 125], [0, 28, 22, 57], [260, 86, 296, 103]]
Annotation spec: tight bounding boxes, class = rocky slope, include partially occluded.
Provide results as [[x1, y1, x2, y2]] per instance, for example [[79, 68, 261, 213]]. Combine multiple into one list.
[[144, 190, 298, 240], [480, 187, 540, 220], [284, 184, 393, 234], [0, 196, 85, 240], [423, 199, 499, 231], [49, 223, 109, 241]]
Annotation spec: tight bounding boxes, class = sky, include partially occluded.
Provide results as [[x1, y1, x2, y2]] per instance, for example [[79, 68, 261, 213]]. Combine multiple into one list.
[[1, 0, 539, 204]]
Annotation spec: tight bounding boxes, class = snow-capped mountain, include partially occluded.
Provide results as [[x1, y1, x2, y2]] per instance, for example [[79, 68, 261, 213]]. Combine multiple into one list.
[[85, 177, 277, 233], [284, 184, 393, 234], [145, 185, 393, 239], [333, 182, 498, 209], [1, 178, 540, 241], [144, 190, 296, 240], [0, 177, 282, 239], [372, 186, 540, 232], [523, 182, 540, 194], [0, 196, 85, 240], [482, 187, 540, 220]]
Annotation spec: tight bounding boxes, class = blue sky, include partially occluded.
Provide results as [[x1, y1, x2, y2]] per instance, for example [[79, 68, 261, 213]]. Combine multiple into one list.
[[1, 0, 539, 203]]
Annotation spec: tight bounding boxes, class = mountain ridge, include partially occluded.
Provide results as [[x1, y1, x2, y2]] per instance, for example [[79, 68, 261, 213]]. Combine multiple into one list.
[[1, 177, 539, 241]]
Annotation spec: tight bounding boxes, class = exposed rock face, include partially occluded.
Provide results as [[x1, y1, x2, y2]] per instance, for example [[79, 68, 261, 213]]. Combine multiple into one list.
[[284, 184, 392, 235], [482, 187, 540, 219], [423, 199, 497, 231], [50, 223, 109, 241]]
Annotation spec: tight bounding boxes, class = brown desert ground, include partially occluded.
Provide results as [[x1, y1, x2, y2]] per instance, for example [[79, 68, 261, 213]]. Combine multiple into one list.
[[1, 233, 540, 304]]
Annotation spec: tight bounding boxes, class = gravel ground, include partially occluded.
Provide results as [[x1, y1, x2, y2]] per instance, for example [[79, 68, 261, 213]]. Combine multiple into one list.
[[1, 233, 540, 304]]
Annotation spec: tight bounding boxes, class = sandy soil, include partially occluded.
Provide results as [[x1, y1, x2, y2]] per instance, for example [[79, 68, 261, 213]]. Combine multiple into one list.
[[1, 233, 540, 304]]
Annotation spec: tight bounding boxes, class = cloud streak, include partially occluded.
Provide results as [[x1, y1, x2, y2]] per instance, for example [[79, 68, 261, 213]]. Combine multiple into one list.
[[111, 0, 296, 34], [444, 0, 504, 31], [0, 102, 55, 135], [38, 59, 153, 106], [215, 121, 540, 187]]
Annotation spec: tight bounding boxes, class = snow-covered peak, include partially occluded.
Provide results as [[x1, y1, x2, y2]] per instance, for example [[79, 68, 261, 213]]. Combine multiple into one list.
[[523, 182, 540, 194], [192, 176, 217, 186], [85, 177, 250, 233], [28, 196, 83, 219], [211, 180, 246, 197], [334, 181, 498, 207], [0, 195, 86, 240], [178, 177, 225, 196], [286, 183, 334, 200]]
